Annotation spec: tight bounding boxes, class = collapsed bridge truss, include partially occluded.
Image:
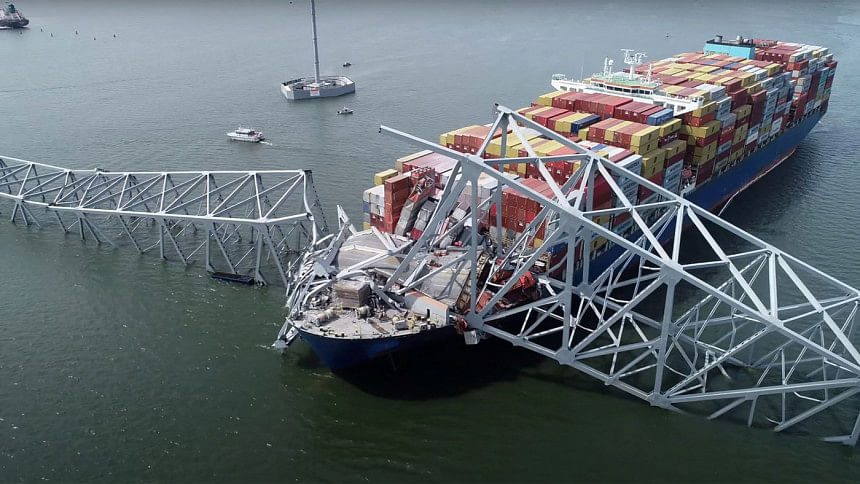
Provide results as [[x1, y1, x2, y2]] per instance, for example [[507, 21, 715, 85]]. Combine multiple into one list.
[[369, 105, 860, 445], [0, 156, 329, 287]]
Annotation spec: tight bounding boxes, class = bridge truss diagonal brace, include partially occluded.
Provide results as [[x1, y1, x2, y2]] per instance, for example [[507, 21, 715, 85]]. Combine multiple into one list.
[[375, 104, 860, 445], [0, 155, 328, 287]]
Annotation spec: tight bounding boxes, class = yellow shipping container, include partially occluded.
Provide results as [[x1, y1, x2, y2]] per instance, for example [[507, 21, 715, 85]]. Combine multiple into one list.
[[535, 140, 564, 157], [696, 73, 717, 83], [396, 150, 433, 172], [747, 82, 762, 95], [554, 112, 590, 133], [764, 63, 781, 76], [517, 163, 526, 175], [690, 141, 717, 158], [658, 118, 682, 137], [732, 104, 752, 120], [537, 91, 567, 106], [691, 101, 717, 117], [487, 133, 543, 157], [524, 106, 555, 120], [691, 151, 716, 166], [730, 149, 744, 162], [631, 125, 660, 146], [630, 140, 659, 155], [374, 169, 399, 186], [521, 138, 552, 156], [694, 65, 720, 73], [661, 85, 685, 95], [363, 222, 372, 231], [683, 119, 721, 138], [663, 139, 687, 159], [593, 214, 611, 226], [605, 120, 634, 142], [737, 72, 756, 87], [578, 127, 589, 140], [439, 126, 479, 147], [641, 148, 666, 178], [733, 126, 749, 144], [592, 236, 607, 251]]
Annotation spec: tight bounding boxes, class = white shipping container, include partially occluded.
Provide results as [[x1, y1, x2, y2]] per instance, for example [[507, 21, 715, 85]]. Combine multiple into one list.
[[771, 118, 783, 133], [367, 184, 385, 206]]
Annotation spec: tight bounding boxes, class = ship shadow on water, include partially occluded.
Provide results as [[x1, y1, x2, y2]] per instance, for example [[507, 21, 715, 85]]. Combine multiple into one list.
[[321, 336, 551, 400], [288, 329, 621, 401]]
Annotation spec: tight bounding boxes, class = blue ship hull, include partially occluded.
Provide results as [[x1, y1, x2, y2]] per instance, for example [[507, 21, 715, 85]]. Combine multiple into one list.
[[299, 325, 456, 371], [299, 110, 823, 371]]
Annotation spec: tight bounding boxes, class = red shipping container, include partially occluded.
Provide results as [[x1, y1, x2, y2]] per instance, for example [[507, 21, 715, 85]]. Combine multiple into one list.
[[730, 91, 749, 110], [613, 101, 653, 122], [612, 211, 631, 227], [533, 107, 570, 127], [696, 159, 716, 185], [665, 152, 685, 168], [553, 91, 589, 111], [637, 172, 664, 201], [689, 133, 719, 148], [660, 75, 688, 86], [684, 111, 716, 127]]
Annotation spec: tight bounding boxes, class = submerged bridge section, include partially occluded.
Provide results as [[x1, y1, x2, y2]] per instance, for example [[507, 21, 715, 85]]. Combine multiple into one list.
[[0, 156, 329, 287], [363, 105, 860, 445]]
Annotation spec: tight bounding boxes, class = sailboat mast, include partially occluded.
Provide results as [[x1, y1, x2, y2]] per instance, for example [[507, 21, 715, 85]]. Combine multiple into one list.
[[310, 0, 320, 83]]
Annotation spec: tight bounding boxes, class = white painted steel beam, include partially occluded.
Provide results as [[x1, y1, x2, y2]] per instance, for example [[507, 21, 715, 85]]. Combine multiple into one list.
[[0, 155, 328, 286], [294, 104, 860, 445]]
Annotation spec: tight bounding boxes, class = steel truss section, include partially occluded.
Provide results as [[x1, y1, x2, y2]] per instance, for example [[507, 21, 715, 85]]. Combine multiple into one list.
[[372, 105, 860, 445], [0, 155, 329, 286]]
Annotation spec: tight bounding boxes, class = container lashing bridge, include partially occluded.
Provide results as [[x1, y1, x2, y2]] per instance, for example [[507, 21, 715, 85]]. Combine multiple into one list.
[[346, 105, 857, 445], [0, 156, 330, 288]]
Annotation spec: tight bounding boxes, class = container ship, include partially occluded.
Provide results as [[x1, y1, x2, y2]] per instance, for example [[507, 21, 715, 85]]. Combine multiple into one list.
[[276, 36, 837, 371], [0, 3, 28, 28]]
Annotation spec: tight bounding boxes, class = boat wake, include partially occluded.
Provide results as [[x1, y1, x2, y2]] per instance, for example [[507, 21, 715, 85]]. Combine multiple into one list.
[[260, 141, 273, 146]]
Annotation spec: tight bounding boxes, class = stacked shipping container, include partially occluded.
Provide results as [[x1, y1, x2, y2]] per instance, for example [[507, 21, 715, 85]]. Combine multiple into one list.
[[362, 37, 836, 273]]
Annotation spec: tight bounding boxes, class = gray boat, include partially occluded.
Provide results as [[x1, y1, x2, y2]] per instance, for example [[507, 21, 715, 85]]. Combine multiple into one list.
[[281, 0, 355, 100], [0, 3, 28, 28]]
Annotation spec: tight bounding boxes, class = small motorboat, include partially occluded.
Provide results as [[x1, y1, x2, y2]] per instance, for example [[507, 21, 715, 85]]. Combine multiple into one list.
[[336, 107, 354, 115], [227, 127, 264, 142], [342, 61, 351, 67]]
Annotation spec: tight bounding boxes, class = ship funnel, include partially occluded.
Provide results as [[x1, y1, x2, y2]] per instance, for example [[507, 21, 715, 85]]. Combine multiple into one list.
[[714, 34, 723, 43], [736, 35, 742, 43]]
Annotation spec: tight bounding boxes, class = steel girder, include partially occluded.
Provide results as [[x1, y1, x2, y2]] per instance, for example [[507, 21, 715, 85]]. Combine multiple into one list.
[[367, 105, 860, 445], [0, 155, 329, 286]]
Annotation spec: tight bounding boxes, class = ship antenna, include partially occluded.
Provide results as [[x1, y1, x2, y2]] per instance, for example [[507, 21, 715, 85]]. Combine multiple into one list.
[[647, 62, 653, 83], [310, 0, 320, 84]]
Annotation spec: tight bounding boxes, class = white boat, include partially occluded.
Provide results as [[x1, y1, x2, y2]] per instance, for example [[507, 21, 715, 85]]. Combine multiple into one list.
[[227, 127, 264, 142], [336, 106, 353, 115], [280, 0, 356, 100]]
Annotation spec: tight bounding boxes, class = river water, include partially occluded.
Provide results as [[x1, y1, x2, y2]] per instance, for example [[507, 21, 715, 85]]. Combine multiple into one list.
[[2, 0, 860, 481]]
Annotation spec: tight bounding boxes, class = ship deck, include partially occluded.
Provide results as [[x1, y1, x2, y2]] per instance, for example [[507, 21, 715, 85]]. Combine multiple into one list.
[[295, 229, 470, 340]]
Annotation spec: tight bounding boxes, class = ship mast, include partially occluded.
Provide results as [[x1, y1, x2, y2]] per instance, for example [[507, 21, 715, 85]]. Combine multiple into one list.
[[310, 0, 321, 84]]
